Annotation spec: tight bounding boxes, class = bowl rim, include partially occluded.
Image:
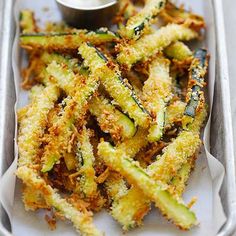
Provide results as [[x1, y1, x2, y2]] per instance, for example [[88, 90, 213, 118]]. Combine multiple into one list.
[[56, 0, 117, 11]]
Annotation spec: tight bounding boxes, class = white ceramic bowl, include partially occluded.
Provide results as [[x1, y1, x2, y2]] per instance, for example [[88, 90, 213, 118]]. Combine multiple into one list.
[[56, 0, 118, 29]]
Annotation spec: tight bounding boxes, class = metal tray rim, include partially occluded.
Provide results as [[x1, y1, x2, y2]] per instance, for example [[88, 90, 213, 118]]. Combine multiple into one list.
[[213, 0, 236, 235], [0, 0, 235, 235]]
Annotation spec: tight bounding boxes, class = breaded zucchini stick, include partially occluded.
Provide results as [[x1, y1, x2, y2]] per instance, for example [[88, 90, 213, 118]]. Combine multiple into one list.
[[119, 0, 166, 40], [18, 13, 62, 205], [117, 24, 198, 69], [20, 28, 118, 51], [146, 131, 201, 182], [89, 95, 136, 140], [143, 57, 172, 142], [98, 142, 197, 230], [17, 85, 51, 123], [41, 64, 99, 172], [182, 49, 208, 128], [16, 166, 102, 236], [76, 126, 97, 198], [104, 128, 149, 216], [18, 85, 60, 167], [79, 43, 151, 128]]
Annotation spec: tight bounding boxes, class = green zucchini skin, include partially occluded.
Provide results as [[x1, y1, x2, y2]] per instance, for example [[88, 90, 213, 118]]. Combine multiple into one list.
[[182, 49, 208, 128], [79, 43, 151, 128], [20, 29, 118, 51], [98, 142, 197, 230], [142, 57, 172, 142]]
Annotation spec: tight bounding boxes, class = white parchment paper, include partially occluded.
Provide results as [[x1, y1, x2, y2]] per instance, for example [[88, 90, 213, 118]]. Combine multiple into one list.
[[0, 0, 227, 235]]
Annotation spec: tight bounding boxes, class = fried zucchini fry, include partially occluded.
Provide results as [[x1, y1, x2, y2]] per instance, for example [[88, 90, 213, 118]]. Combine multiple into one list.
[[17, 105, 30, 124], [147, 131, 201, 182], [117, 24, 198, 69], [20, 28, 118, 51], [76, 126, 97, 198], [182, 49, 208, 128], [143, 57, 172, 142], [98, 142, 197, 230], [18, 85, 60, 167], [89, 95, 136, 141], [17, 86, 44, 123], [104, 128, 149, 211], [187, 104, 207, 132], [16, 166, 102, 236], [79, 43, 151, 128], [168, 106, 207, 196], [104, 128, 149, 208], [119, 0, 166, 39], [41, 64, 99, 172], [39, 52, 79, 71]]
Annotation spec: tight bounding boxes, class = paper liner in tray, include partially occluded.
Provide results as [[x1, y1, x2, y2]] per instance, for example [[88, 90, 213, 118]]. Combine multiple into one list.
[[0, 0, 227, 235]]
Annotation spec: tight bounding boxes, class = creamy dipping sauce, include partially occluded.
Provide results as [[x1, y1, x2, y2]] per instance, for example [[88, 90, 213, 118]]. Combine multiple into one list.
[[60, 0, 114, 8]]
